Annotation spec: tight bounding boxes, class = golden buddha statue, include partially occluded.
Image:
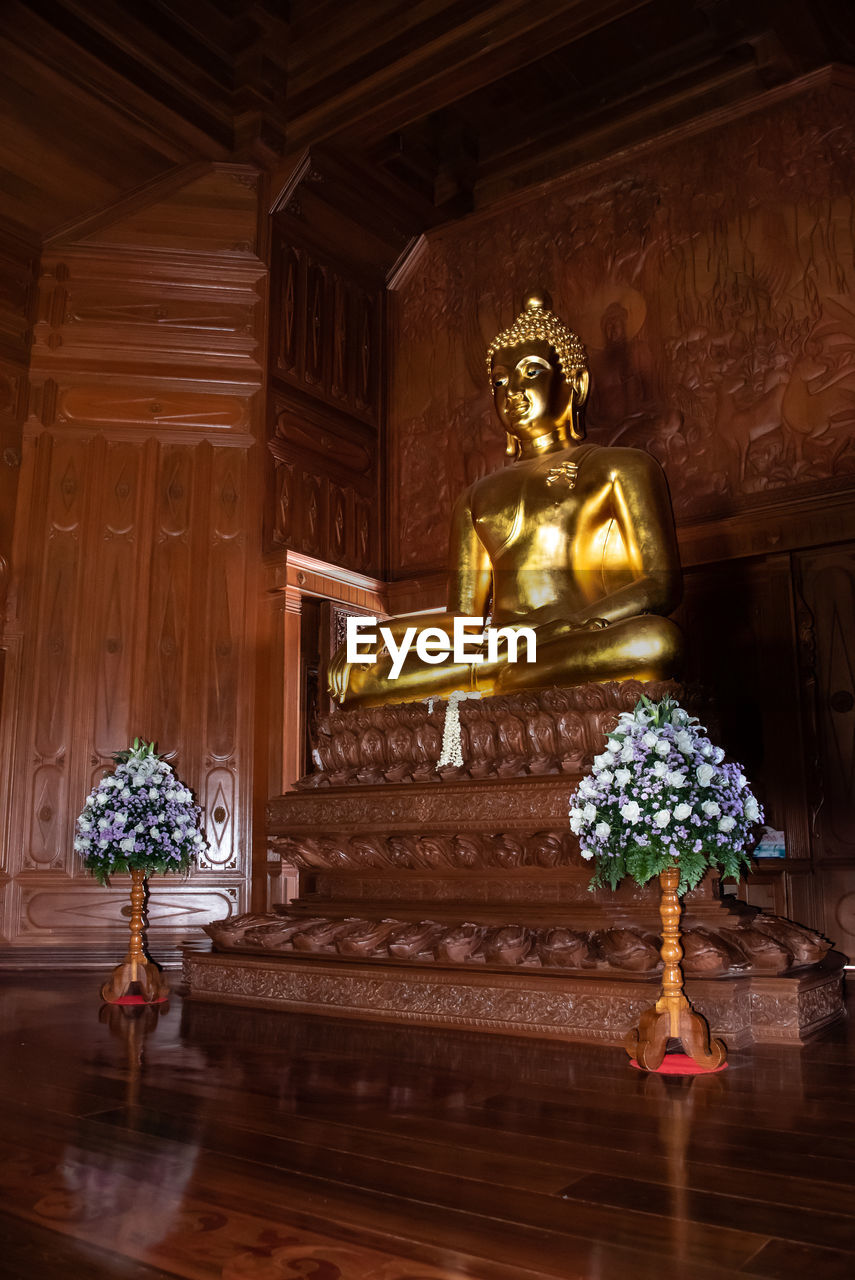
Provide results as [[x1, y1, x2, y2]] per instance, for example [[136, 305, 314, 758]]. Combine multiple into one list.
[[328, 292, 682, 707]]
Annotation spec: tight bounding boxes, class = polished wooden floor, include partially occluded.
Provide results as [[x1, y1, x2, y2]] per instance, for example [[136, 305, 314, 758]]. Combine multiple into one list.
[[0, 975, 853, 1279]]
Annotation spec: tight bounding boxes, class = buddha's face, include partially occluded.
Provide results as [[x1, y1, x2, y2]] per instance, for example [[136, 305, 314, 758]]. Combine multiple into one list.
[[490, 340, 564, 439]]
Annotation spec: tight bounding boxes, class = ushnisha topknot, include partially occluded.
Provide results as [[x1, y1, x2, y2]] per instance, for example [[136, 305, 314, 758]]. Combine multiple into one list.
[[486, 291, 588, 384]]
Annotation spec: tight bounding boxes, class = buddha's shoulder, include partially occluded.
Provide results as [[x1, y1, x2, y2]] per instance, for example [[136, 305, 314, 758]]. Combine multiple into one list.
[[583, 443, 663, 478]]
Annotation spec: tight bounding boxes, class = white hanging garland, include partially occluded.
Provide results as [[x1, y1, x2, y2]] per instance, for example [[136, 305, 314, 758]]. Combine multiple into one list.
[[427, 689, 482, 768]]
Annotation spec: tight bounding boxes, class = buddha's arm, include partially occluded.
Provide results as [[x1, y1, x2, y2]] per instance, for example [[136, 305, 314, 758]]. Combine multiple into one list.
[[534, 452, 681, 642], [327, 488, 491, 702], [595, 451, 682, 621], [446, 486, 492, 618], [359, 487, 491, 644]]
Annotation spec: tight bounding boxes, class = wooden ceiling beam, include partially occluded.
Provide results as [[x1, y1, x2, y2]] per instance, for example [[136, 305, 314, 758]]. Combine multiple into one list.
[[285, 0, 651, 149], [3, 4, 230, 159]]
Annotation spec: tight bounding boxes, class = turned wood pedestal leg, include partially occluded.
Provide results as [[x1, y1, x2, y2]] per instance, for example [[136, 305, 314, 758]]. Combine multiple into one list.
[[625, 865, 726, 1071], [101, 867, 169, 1004]]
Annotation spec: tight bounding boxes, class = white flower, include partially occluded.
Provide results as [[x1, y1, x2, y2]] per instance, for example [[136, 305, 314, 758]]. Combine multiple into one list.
[[718, 815, 736, 832], [654, 740, 670, 758], [594, 821, 611, 839], [580, 847, 594, 861], [696, 763, 715, 787], [95, 793, 108, 806], [652, 760, 668, 778], [120, 837, 134, 852], [579, 777, 598, 799], [583, 803, 597, 823], [79, 818, 91, 832], [165, 788, 176, 801], [735, 773, 747, 790], [172, 827, 182, 840], [674, 730, 693, 754], [653, 809, 671, 828], [674, 802, 692, 820], [570, 808, 585, 834], [712, 746, 724, 763], [134, 823, 144, 833], [133, 775, 145, 787], [597, 769, 614, 787], [193, 832, 203, 845], [98, 817, 109, 830], [701, 800, 721, 817], [701, 743, 714, 759], [615, 767, 631, 787], [620, 740, 635, 763], [149, 787, 159, 800], [150, 827, 160, 840], [666, 770, 687, 788], [642, 731, 658, 749], [620, 800, 642, 824], [114, 811, 127, 826], [744, 796, 760, 823], [98, 838, 108, 848], [121, 787, 131, 800], [73, 837, 86, 851]]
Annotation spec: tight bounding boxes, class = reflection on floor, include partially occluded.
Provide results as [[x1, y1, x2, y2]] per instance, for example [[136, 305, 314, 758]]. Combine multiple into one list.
[[0, 975, 853, 1279]]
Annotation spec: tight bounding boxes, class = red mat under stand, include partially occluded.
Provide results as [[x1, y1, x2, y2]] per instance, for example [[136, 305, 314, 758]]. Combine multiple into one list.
[[104, 994, 169, 1006], [630, 1052, 728, 1075]]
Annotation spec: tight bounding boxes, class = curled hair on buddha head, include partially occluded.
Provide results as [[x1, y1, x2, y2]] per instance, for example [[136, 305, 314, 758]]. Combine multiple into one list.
[[487, 291, 590, 448], [486, 291, 589, 386]]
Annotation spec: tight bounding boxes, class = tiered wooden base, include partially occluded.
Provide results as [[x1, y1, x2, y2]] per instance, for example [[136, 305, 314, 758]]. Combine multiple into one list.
[[185, 682, 844, 1045]]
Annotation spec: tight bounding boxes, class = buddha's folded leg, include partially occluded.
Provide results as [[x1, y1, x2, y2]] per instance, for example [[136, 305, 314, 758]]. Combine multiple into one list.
[[495, 614, 683, 692], [338, 650, 480, 707]]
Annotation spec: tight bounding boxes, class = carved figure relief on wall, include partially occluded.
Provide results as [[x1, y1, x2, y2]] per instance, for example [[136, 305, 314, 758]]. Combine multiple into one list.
[[392, 86, 855, 571]]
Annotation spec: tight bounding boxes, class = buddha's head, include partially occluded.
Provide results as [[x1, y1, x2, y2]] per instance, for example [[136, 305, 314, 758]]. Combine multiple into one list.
[[487, 292, 589, 456]]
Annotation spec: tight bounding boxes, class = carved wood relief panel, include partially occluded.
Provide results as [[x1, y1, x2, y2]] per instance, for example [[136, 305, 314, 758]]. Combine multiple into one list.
[[0, 165, 265, 961], [267, 222, 383, 576], [389, 80, 855, 575]]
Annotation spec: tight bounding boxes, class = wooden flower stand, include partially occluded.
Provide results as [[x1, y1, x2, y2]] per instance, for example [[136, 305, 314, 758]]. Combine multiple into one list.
[[624, 865, 727, 1071], [101, 867, 169, 1004]]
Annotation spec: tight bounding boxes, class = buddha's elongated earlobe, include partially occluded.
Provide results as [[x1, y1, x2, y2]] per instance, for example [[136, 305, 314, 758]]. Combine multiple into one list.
[[574, 367, 590, 408], [505, 431, 521, 459], [566, 388, 585, 442]]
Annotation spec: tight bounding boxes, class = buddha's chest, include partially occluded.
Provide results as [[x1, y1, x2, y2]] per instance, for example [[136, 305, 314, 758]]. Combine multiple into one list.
[[472, 461, 599, 559]]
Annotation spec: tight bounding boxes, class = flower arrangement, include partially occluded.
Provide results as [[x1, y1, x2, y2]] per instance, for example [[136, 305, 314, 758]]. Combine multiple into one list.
[[75, 739, 206, 885], [569, 695, 763, 893]]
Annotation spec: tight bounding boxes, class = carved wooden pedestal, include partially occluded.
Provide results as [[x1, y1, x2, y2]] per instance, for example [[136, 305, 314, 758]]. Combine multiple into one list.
[[101, 868, 169, 1004], [625, 866, 726, 1070], [186, 683, 844, 1044]]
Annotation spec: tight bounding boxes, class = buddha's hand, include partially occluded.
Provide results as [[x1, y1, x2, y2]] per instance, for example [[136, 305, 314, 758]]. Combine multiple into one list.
[[533, 616, 610, 645], [327, 647, 351, 701]]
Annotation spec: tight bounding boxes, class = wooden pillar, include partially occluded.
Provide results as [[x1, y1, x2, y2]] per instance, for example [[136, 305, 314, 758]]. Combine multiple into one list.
[[281, 584, 304, 794]]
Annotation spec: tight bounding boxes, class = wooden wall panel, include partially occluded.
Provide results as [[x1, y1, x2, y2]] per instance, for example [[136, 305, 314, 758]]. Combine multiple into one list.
[[266, 219, 383, 576], [0, 164, 266, 965], [142, 442, 196, 761], [88, 441, 146, 765]]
